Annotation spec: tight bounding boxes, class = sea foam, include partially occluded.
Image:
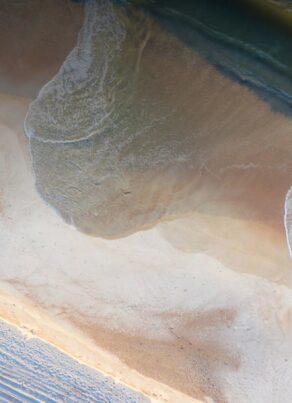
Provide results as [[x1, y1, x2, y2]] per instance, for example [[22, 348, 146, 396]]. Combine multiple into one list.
[[24, 0, 126, 144], [284, 187, 292, 259]]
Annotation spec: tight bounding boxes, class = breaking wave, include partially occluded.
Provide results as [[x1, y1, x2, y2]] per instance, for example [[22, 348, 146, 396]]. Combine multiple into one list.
[[285, 187, 292, 259]]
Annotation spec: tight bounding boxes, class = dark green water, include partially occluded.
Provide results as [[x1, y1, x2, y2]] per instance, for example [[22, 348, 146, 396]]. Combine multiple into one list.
[[131, 0, 292, 110]]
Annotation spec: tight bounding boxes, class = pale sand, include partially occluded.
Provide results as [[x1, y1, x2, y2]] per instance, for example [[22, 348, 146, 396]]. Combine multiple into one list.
[[1, 93, 292, 402], [0, 94, 209, 402]]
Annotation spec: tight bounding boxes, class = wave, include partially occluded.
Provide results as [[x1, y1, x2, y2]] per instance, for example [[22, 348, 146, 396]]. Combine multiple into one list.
[[284, 187, 292, 259], [0, 321, 146, 402]]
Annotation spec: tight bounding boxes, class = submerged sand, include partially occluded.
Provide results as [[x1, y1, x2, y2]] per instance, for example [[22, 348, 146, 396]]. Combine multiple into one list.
[[23, 1, 292, 248]]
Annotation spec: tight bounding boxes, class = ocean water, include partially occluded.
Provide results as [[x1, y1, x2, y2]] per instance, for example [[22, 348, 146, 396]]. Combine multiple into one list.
[[24, 0, 292, 255], [0, 321, 148, 402], [140, 0, 292, 108]]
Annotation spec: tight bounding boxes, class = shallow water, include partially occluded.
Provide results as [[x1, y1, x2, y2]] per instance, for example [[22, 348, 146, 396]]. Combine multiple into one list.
[[0, 321, 148, 402], [25, 0, 292, 253], [141, 0, 292, 107]]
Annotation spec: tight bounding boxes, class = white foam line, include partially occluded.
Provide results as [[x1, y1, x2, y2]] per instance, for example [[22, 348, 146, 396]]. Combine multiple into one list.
[[27, 104, 114, 145], [284, 186, 292, 259]]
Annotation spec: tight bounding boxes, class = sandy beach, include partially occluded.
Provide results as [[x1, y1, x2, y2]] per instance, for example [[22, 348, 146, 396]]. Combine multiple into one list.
[[1, 1, 292, 402], [1, 91, 292, 402]]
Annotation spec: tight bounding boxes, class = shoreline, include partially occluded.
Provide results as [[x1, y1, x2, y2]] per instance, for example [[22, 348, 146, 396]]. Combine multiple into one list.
[[1, 74, 292, 401], [0, 319, 149, 402], [0, 284, 202, 403]]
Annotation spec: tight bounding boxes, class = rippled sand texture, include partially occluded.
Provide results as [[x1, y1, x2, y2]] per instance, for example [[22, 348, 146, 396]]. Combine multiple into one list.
[[25, 0, 292, 258]]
